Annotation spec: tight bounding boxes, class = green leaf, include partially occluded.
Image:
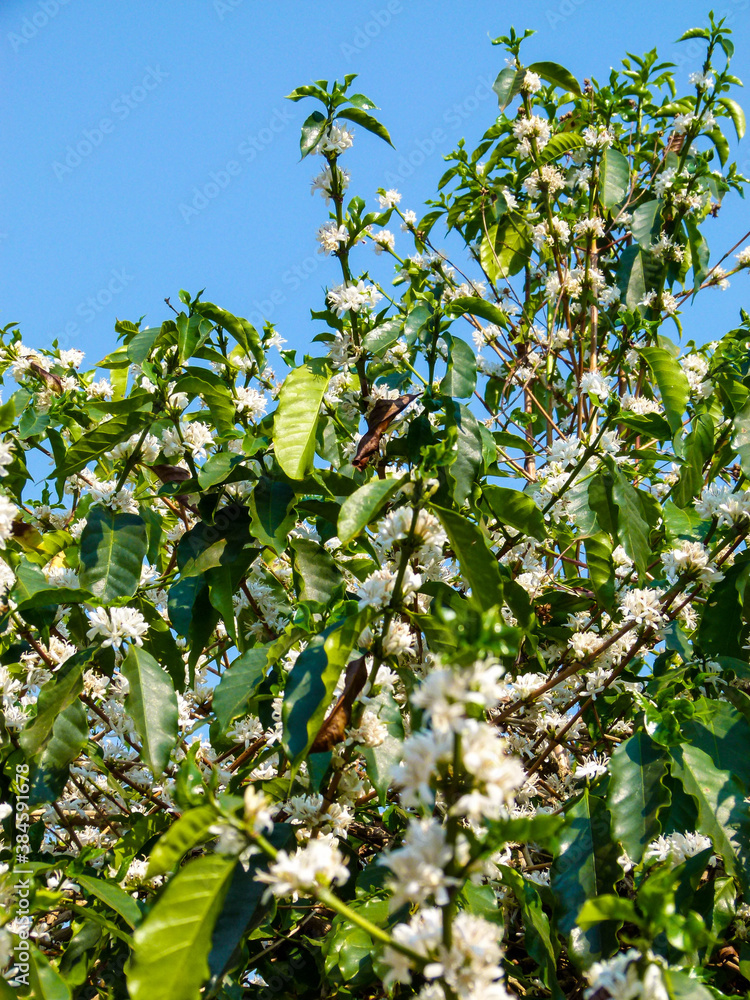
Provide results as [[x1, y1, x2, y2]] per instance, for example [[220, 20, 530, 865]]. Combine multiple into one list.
[[484, 485, 547, 542], [248, 477, 296, 553], [126, 325, 161, 364], [193, 303, 264, 371], [718, 96, 746, 141], [682, 698, 750, 793], [121, 646, 179, 776], [19, 651, 90, 757], [608, 732, 671, 864], [584, 533, 615, 610], [639, 347, 690, 436], [29, 946, 72, 1000], [616, 245, 648, 310], [550, 789, 620, 965], [274, 364, 330, 480], [282, 609, 373, 770], [446, 403, 484, 506], [536, 131, 587, 164], [336, 106, 394, 147], [147, 805, 219, 877], [480, 212, 532, 282], [492, 67, 524, 110], [300, 109, 328, 158], [439, 336, 477, 398], [686, 217, 710, 292], [79, 506, 148, 603], [176, 313, 212, 363], [697, 554, 750, 659], [207, 824, 295, 987], [631, 199, 662, 247], [338, 477, 402, 545], [608, 462, 651, 577], [677, 26, 710, 40], [527, 60, 581, 95], [291, 536, 344, 606], [28, 698, 88, 805], [500, 867, 564, 999], [432, 505, 503, 612], [670, 742, 750, 893], [62, 412, 150, 477], [444, 296, 508, 328], [213, 648, 269, 732], [601, 147, 630, 209], [76, 874, 142, 929], [732, 400, 750, 479], [128, 855, 236, 1000]]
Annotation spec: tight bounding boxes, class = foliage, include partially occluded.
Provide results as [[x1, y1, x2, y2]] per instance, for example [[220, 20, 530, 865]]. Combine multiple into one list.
[[2, 15, 750, 999]]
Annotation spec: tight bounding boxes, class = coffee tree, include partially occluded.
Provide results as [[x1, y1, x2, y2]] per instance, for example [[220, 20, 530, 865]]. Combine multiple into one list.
[[3, 13, 750, 999]]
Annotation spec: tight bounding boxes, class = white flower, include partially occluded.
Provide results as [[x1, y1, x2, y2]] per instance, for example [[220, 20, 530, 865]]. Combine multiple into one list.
[[618, 588, 666, 630], [736, 246, 750, 267], [661, 540, 721, 587], [521, 70, 542, 93], [255, 833, 349, 898], [378, 188, 402, 209], [573, 754, 609, 780], [346, 709, 388, 747], [583, 125, 613, 148], [58, 348, 85, 368], [85, 606, 149, 650], [243, 786, 274, 835], [0, 495, 18, 549], [373, 229, 395, 255], [644, 831, 713, 867], [695, 481, 750, 526], [688, 70, 714, 90], [579, 370, 612, 398], [86, 378, 113, 400], [0, 442, 13, 478], [161, 421, 215, 460], [316, 221, 349, 254], [315, 123, 354, 155], [400, 209, 417, 230], [381, 818, 455, 908], [327, 280, 382, 317], [311, 164, 350, 203], [235, 386, 267, 421], [574, 216, 606, 239]]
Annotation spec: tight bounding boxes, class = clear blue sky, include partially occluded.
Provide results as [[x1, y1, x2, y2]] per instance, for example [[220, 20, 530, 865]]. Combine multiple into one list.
[[2, 0, 750, 363]]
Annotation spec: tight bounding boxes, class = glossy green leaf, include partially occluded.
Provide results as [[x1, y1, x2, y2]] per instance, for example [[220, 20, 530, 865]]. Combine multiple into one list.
[[616, 245, 648, 310], [484, 484, 547, 541], [213, 648, 268, 731], [121, 645, 179, 776], [608, 732, 670, 864], [62, 412, 150, 477], [686, 217, 710, 292], [631, 199, 662, 247], [248, 477, 297, 552], [608, 463, 651, 577], [147, 805, 220, 877], [291, 535, 345, 606], [527, 60, 581, 95], [439, 336, 477, 398], [77, 874, 142, 928], [601, 147, 630, 209], [128, 855, 236, 1000], [584, 533, 615, 610], [300, 109, 327, 158], [28, 699, 88, 806], [19, 651, 90, 757], [274, 364, 330, 479], [79, 507, 148, 603], [492, 66, 524, 110], [338, 477, 402, 545], [639, 347, 690, 436], [480, 212, 533, 282], [337, 106, 393, 146], [282, 609, 373, 770], [444, 296, 508, 328], [550, 789, 620, 965], [718, 96, 746, 140], [433, 505, 503, 611], [670, 742, 750, 893]]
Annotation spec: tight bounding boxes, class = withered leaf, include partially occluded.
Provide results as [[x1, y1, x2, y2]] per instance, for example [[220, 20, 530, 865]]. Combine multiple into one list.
[[309, 655, 368, 754], [149, 464, 192, 484], [29, 363, 64, 394], [352, 393, 420, 471]]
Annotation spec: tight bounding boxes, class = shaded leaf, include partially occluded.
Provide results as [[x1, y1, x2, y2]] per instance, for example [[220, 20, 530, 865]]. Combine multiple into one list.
[[121, 646, 179, 776]]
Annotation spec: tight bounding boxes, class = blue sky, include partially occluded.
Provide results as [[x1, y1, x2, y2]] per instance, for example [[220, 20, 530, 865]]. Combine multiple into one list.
[[2, 0, 750, 365]]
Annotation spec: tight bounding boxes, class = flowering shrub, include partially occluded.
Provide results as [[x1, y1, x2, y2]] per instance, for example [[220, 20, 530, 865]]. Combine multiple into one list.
[[4, 15, 750, 1000]]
